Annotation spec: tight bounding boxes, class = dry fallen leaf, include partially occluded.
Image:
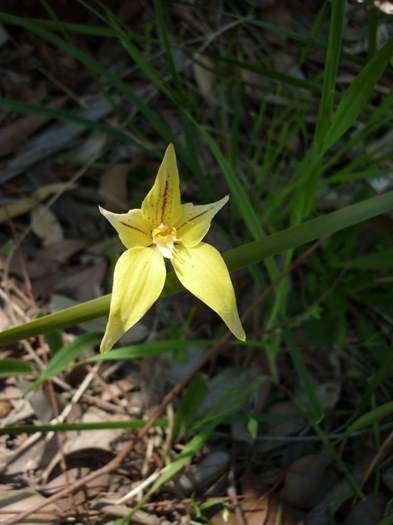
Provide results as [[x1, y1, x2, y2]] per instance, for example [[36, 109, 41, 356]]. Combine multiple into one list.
[[40, 238, 87, 263], [0, 97, 66, 156], [282, 454, 337, 509], [31, 205, 64, 246], [0, 487, 61, 524], [99, 163, 130, 212], [44, 467, 111, 511], [55, 260, 106, 301], [211, 493, 298, 525], [193, 53, 215, 102], [0, 182, 74, 224]]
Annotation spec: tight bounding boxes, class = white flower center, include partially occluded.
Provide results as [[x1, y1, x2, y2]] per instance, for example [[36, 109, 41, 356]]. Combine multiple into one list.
[[152, 223, 177, 259]]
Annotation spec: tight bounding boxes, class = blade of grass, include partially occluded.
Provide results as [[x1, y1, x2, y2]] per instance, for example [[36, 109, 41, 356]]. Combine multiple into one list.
[[0, 358, 34, 378], [314, 0, 345, 150], [85, 339, 208, 362], [24, 333, 100, 394], [0, 418, 167, 435], [173, 373, 209, 441], [285, 331, 322, 421], [322, 36, 393, 154], [345, 401, 393, 435]]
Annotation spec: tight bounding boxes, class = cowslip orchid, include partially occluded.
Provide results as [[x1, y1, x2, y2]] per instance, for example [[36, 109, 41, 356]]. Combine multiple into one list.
[[99, 144, 245, 353]]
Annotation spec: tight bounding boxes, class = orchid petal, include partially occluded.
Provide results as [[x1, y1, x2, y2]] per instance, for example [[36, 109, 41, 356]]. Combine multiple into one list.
[[141, 144, 182, 227], [176, 195, 229, 247], [172, 242, 245, 341], [99, 206, 152, 249], [100, 246, 166, 353]]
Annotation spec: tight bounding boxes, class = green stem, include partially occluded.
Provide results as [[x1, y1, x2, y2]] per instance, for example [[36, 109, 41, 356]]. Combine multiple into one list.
[[1, 191, 393, 345]]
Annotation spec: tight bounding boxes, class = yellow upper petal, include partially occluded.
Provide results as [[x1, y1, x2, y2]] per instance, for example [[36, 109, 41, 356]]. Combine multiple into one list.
[[176, 195, 229, 247], [100, 246, 166, 353], [141, 144, 182, 228], [172, 242, 245, 341], [99, 206, 152, 249]]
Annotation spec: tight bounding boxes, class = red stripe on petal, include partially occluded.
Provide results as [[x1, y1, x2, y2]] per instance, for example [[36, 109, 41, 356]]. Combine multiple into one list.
[[120, 222, 150, 237]]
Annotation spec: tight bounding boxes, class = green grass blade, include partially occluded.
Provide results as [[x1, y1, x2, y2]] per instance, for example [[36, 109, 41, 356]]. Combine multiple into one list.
[[24, 333, 100, 394], [173, 373, 209, 441], [345, 401, 393, 435], [0, 418, 167, 435], [285, 331, 322, 421], [314, 0, 345, 149], [1, 190, 393, 344], [0, 358, 34, 378], [85, 340, 207, 362], [322, 36, 393, 153]]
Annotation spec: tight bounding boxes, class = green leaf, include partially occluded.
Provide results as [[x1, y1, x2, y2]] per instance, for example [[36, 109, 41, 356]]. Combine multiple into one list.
[[334, 247, 393, 270], [346, 401, 393, 435], [44, 331, 63, 356], [322, 36, 393, 153], [173, 373, 209, 441], [0, 190, 392, 345], [377, 516, 393, 525], [0, 358, 34, 378], [314, 0, 345, 149], [285, 331, 322, 421], [85, 340, 207, 362], [0, 418, 167, 435], [24, 333, 100, 394]]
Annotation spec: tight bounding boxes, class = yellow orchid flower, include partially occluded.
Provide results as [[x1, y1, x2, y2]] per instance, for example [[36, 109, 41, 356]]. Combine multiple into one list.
[[99, 144, 245, 353]]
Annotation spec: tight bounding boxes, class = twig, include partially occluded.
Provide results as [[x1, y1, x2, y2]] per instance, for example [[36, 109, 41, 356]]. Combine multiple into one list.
[[115, 470, 161, 505], [227, 467, 246, 525]]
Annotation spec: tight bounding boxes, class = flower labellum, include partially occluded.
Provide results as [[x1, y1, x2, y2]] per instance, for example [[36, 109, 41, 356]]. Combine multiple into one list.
[[99, 144, 245, 353]]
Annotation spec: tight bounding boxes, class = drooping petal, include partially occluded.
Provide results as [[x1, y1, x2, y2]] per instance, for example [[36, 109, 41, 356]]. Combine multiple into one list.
[[141, 144, 182, 228], [172, 242, 245, 341], [100, 246, 166, 353], [99, 206, 152, 249], [176, 195, 229, 247]]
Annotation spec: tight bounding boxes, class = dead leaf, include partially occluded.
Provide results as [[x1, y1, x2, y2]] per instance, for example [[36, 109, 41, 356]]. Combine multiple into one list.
[[176, 450, 230, 494], [211, 493, 298, 525], [193, 54, 214, 102], [260, 401, 306, 452], [31, 205, 64, 246], [0, 97, 66, 156], [55, 260, 106, 301], [64, 406, 129, 455], [99, 163, 130, 212], [0, 24, 8, 48], [0, 182, 74, 224], [0, 400, 12, 418], [283, 454, 337, 509], [44, 467, 110, 511], [0, 487, 61, 524], [40, 238, 87, 263]]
